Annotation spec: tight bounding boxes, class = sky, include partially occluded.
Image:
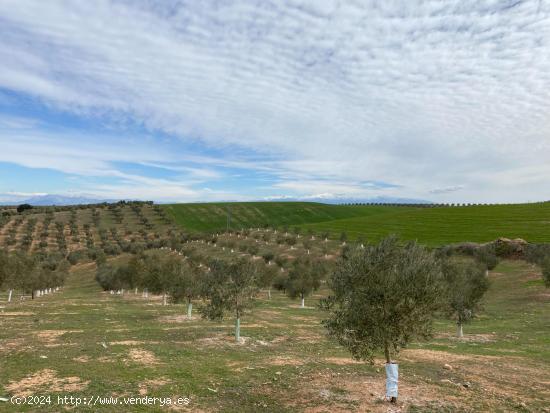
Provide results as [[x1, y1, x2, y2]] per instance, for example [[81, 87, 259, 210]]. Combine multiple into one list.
[[1, 0, 549, 204]]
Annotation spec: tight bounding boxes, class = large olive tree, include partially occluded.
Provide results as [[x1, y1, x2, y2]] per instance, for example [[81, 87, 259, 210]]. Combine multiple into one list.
[[321, 236, 443, 403]]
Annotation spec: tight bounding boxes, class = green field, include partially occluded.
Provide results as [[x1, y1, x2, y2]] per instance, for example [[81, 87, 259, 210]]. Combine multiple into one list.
[[163, 202, 375, 232], [164, 202, 550, 246], [0, 259, 548, 412]]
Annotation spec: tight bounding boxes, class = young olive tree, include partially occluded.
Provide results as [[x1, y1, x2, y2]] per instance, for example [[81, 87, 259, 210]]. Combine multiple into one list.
[[285, 257, 323, 308], [169, 261, 202, 318], [199, 258, 259, 342], [138, 253, 173, 305], [6, 252, 44, 299], [0, 249, 16, 302], [262, 251, 275, 265], [321, 236, 443, 403], [95, 263, 122, 293], [474, 246, 499, 276], [441, 258, 490, 337], [257, 263, 278, 299]]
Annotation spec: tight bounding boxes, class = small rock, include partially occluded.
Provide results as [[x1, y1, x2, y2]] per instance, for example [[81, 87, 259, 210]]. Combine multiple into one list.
[[462, 382, 470, 388], [40, 355, 48, 359], [275, 371, 282, 375], [443, 363, 453, 371], [440, 379, 453, 384]]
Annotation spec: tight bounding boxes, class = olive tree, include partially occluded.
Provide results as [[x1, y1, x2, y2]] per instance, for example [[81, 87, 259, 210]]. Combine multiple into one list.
[[0, 249, 16, 302], [145, 254, 181, 305], [285, 257, 323, 308], [441, 258, 490, 337], [199, 258, 259, 342], [95, 263, 122, 293], [474, 246, 499, 276], [321, 236, 443, 403], [257, 263, 278, 299], [169, 261, 202, 318]]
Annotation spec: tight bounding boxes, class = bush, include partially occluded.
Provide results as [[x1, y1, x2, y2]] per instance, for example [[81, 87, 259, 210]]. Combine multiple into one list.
[[525, 244, 550, 265], [103, 243, 121, 256], [67, 250, 86, 265], [17, 204, 33, 213]]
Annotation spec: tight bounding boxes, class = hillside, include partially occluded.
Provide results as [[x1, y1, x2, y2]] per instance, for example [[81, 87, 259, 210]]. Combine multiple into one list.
[[162, 202, 385, 232], [164, 202, 550, 246], [0, 202, 174, 254], [302, 202, 550, 246]]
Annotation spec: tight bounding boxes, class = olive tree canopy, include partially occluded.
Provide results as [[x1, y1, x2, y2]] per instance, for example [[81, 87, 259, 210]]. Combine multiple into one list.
[[321, 236, 443, 364]]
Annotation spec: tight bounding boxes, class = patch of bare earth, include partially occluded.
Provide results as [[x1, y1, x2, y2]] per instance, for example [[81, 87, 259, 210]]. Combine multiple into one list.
[[324, 357, 363, 366], [109, 340, 151, 346], [159, 314, 198, 323], [268, 356, 306, 366], [402, 349, 549, 410], [35, 329, 82, 347], [138, 377, 171, 395], [434, 332, 498, 343], [0, 311, 35, 316], [6, 369, 90, 397], [127, 348, 161, 366], [264, 370, 462, 413]]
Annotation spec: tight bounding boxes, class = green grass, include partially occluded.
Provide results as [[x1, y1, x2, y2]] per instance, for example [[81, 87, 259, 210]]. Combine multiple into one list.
[[162, 202, 379, 232], [0, 259, 548, 412], [165, 202, 550, 246]]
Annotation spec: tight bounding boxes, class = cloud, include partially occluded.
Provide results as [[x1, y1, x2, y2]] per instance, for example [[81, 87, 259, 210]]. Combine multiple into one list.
[[429, 185, 464, 194], [0, 1, 549, 202]]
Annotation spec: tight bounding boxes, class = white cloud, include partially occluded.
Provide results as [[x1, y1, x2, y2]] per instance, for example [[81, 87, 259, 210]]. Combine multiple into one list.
[[0, 0, 549, 202], [429, 185, 464, 194]]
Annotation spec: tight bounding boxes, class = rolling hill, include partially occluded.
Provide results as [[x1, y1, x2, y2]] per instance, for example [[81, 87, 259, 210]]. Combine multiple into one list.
[[163, 201, 550, 246]]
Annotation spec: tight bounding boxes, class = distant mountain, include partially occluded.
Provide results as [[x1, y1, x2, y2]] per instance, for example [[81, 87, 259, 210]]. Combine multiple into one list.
[[0, 194, 116, 206], [262, 195, 433, 205]]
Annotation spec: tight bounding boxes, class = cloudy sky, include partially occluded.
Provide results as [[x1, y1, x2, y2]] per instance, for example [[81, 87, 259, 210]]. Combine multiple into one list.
[[1, 0, 549, 203]]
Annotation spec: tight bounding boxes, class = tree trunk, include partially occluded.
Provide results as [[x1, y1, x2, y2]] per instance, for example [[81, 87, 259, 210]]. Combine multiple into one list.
[[135, 287, 138, 295], [300, 295, 305, 308], [267, 288, 271, 299], [187, 301, 193, 318], [8, 289, 13, 302], [163, 293, 167, 306], [486, 269, 489, 277], [457, 322, 463, 338], [384, 341, 391, 364], [235, 317, 241, 342]]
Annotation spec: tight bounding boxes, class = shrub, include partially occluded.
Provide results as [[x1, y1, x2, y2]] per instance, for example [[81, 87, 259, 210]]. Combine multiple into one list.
[[67, 250, 86, 265], [17, 204, 33, 213]]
